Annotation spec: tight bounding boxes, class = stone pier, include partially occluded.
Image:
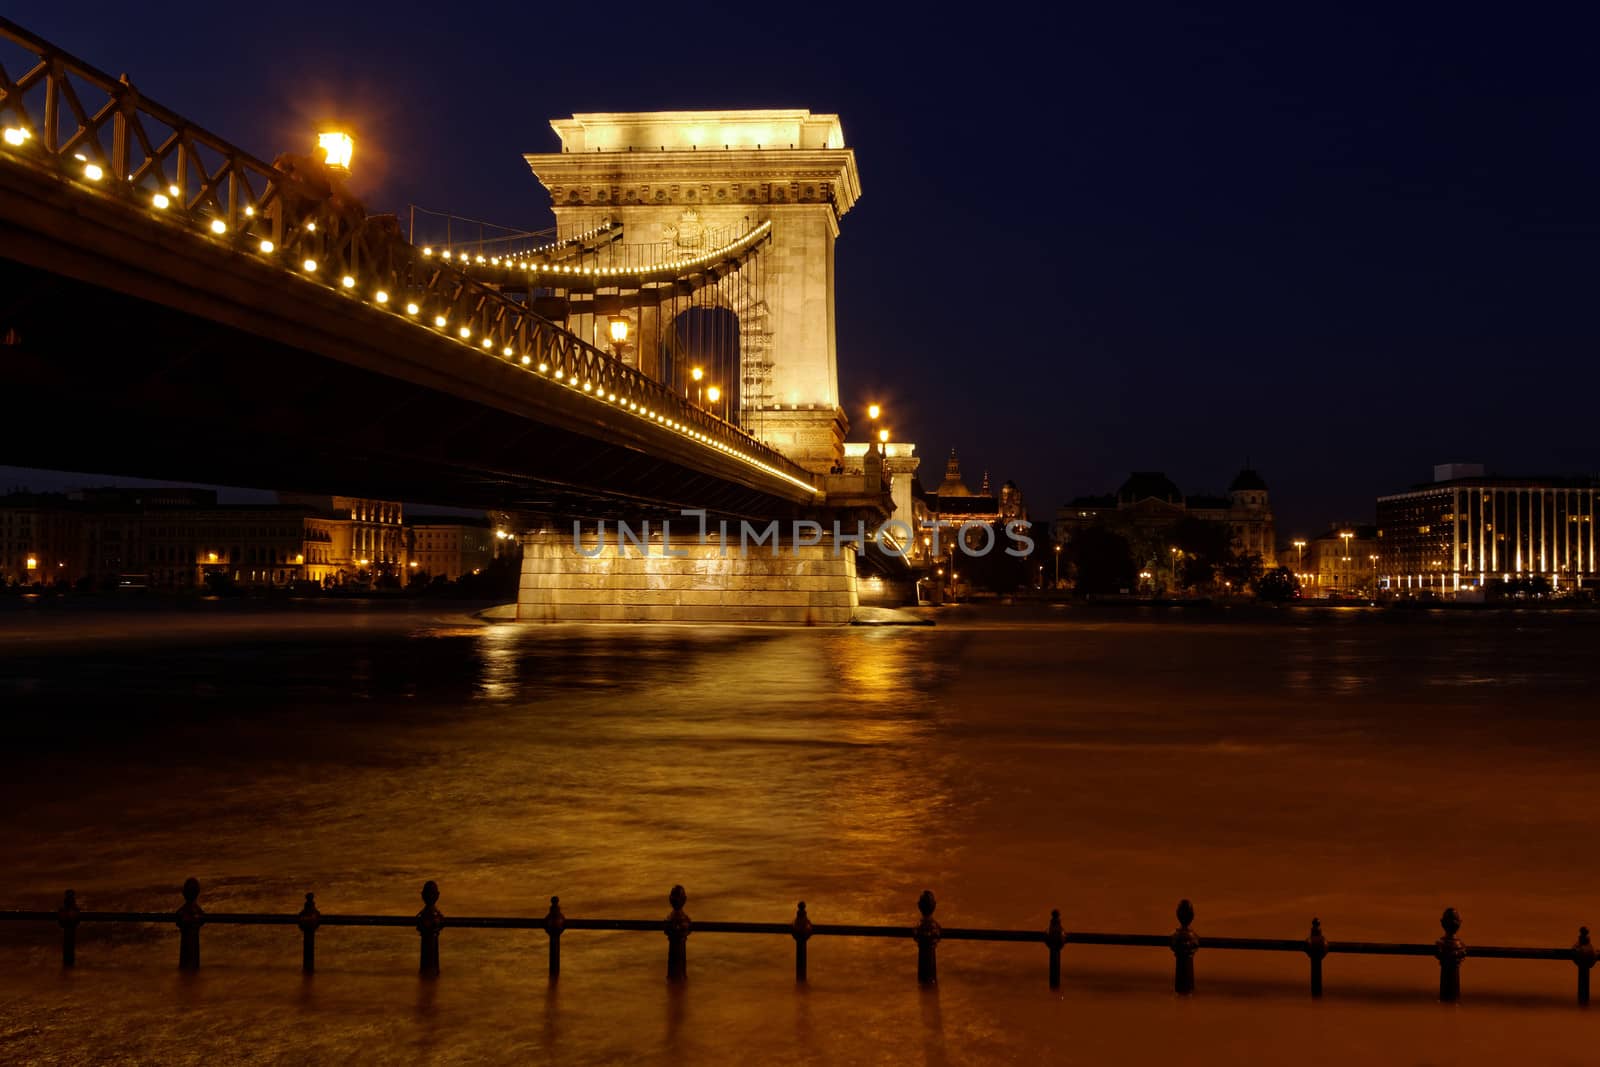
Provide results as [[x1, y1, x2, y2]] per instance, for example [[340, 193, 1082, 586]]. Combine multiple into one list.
[[517, 528, 858, 624]]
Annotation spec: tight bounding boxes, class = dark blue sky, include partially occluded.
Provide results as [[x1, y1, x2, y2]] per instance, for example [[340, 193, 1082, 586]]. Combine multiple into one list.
[[6, 2, 1599, 536]]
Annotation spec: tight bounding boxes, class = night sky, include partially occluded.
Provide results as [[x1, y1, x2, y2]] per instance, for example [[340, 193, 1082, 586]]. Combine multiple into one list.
[[5, 2, 1599, 537]]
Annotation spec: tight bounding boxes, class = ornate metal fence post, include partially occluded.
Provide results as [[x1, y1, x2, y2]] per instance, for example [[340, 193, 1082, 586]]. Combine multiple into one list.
[[1306, 918, 1327, 998], [791, 902, 813, 983], [544, 896, 565, 980], [297, 893, 320, 974], [1171, 899, 1198, 995], [1045, 909, 1065, 990], [176, 878, 204, 971], [1435, 907, 1465, 1002], [57, 890, 79, 968], [665, 885, 691, 984], [913, 890, 941, 987], [1574, 926, 1595, 1006], [416, 881, 443, 977]]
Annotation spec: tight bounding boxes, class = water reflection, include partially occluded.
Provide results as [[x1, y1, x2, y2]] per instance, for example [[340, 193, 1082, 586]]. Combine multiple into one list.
[[4, 609, 1600, 1063]]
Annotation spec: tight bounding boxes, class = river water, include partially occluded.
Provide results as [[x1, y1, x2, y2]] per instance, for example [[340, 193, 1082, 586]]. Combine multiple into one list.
[[1, 602, 1597, 1064]]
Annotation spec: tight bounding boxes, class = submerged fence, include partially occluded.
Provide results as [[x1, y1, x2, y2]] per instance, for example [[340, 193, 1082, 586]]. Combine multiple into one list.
[[1, 879, 1596, 1005]]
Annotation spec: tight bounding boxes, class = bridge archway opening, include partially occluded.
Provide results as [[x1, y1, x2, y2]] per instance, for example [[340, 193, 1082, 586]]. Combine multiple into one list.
[[664, 305, 739, 423]]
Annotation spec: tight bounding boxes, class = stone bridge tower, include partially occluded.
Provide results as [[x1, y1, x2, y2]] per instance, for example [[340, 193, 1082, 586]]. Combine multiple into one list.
[[525, 110, 862, 473]]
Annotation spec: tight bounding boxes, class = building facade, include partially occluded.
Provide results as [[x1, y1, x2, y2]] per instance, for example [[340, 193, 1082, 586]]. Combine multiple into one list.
[[1, 489, 411, 589], [1055, 468, 1277, 568], [1289, 525, 1378, 597], [1377, 466, 1600, 596], [410, 519, 496, 580]]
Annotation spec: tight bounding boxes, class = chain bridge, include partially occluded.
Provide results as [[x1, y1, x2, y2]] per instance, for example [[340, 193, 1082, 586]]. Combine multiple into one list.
[[0, 17, 897, 623]]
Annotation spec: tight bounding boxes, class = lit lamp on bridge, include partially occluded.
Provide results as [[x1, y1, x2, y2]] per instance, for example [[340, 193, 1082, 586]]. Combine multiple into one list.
[[608, 315, 630, 362], [690, 365, 705, 405], [317, 131, 354, 172], [704, 384, 723, 420]]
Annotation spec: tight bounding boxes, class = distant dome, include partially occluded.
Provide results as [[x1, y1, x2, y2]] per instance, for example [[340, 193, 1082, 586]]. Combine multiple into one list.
[[1117, 471, 1182, 505], [1229, 468, 1269, 493], [937, 448, 973, 497]]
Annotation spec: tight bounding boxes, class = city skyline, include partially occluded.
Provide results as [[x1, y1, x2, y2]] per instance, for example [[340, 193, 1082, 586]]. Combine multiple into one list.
[[6, 4, 1597, 535]]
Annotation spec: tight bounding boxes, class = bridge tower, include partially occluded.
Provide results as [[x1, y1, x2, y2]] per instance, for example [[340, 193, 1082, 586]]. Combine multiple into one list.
[[526, 110, 862, 474]]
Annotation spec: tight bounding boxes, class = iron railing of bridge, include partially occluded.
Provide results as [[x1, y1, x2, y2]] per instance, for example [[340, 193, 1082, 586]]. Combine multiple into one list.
[[0, 16, 814, 498], [1, 880, 1595, 1006]]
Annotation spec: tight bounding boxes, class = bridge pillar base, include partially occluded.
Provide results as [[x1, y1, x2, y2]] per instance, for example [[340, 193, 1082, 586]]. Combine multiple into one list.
[[747, 406, 848, 475], [517, 530, 858, 625]]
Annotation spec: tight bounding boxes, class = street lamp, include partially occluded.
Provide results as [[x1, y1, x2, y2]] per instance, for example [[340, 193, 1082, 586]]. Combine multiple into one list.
[[867, 403, 881, 421], [317, 131, 354, 171], [705, 384, 722, 419], [690, 365, 704, 404], [1054, 542, 1062, 586]]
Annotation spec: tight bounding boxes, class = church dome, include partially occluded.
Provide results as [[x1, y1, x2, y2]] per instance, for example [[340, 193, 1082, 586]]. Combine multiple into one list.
[[1229, 468, 1269, 493]]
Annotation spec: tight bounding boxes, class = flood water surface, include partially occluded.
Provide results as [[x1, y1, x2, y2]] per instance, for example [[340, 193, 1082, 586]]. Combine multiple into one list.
[[1, 603, 1597, 1063]]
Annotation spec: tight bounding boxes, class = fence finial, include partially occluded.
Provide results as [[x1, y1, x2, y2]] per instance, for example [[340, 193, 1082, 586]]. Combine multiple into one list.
[[58, 890, 80, 968], [416, 881, 443, 977], [1171, 899, 1198, 994], [545, 896, 565, 979], [297, 892, 321, 974], [1435, 907, 1466, 1002], [1574, 925, 1595, 1006], [665, 885, 691, 983], [176, 877, 204, 971], [1046, 908, 1065, 990], [914, 890, 941, 986], [1306, 917, 1328, 998], [791, 901, 813, 983]]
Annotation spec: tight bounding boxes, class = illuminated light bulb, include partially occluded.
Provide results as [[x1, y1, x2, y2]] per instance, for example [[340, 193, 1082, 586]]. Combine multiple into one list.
[[83, 162, 104, 180], [476, 255, 485, 263], [583, 382, 593, 392], [302, 258, 318, 272], [442, 250, 452, 259], [521, 355, 532, 366], [2, 127, 26, 146], [608, 393, 617, 402], [537, 362, 548, 373], [168, 184, 180, 196], [305, 220, 316, 231], [434, 315, 447, 327], [152, 192, 170, 209], [244, 206, 255, 217], [555, 370, 564, 379], [481, 338, 493, 349], [502, 346, 513, 357], [375, 290, 389, 304], [422, 247, 433, 256], [258, 239, 275, 253], [458, 326, 471, 339], [405, 302, 419, 315], [341, 275, 356, 289]]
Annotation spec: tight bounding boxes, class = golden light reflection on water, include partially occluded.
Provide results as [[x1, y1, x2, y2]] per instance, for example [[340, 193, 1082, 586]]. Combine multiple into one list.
[[6, 610, 1600, 1062]]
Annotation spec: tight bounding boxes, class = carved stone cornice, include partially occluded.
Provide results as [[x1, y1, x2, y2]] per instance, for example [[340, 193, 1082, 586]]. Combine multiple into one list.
[[525, 148, 862, 219]]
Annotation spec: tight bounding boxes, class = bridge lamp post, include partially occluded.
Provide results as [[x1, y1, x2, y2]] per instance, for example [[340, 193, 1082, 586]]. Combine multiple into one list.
[[705, 385, 722, 420], [690, 366, 704, 404]]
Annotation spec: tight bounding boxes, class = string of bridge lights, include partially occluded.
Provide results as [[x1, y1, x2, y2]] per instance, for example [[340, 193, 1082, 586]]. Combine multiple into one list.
[[419, 221, 772, 280], [0, 125, 817, 498]]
